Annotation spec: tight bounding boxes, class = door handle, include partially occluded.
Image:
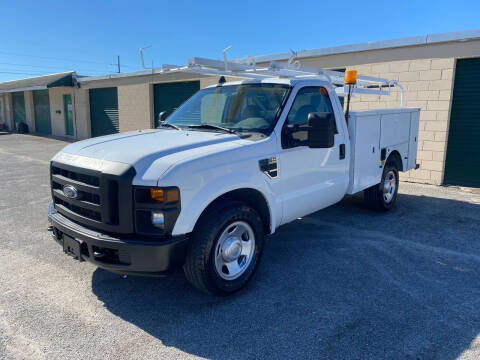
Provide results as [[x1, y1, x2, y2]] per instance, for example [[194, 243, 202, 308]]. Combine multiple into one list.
[[339, 144, 345, 160]]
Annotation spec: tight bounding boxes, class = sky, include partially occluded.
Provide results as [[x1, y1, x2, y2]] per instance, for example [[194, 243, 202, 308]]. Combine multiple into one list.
[[0, 0, 479, 82]]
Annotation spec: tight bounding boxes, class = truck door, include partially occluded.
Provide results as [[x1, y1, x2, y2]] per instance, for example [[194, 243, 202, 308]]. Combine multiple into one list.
[[278, 86, 349, 224]]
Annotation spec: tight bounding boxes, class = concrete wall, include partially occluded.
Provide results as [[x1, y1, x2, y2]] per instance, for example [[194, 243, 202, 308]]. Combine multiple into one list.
[[73, 88, 91, 139], [297, 39, 480, 69], [48, 87, 75, 138], [347, 58, 455, 185], [4, 93, 13, 131], [24, 90, 35, 133], [118, 83, 153, 132], [0, 94, 5, 127]]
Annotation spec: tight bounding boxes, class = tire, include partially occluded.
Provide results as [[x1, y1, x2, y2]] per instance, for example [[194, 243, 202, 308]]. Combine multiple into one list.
[[16, 122, 29, 134], [364, 163, 399, 211], [183, 201, 265, 296]]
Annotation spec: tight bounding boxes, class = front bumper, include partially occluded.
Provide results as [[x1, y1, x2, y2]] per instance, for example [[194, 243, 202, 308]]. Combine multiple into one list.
[[48, 203, 190, 275]]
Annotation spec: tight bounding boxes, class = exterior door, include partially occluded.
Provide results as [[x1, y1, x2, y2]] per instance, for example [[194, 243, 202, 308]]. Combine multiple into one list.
[[33, 90, 52, 134], [12, 91, 26, 125], [89, 87, 119, 137], [63, 94, 74, 136], [278, 86, 349, 224], [153, 81, 200, 127], [444, 57, 480, 187]]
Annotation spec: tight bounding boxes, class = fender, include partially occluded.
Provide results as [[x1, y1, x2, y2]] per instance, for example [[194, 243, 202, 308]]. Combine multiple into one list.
[[166, 169, 281, 236]]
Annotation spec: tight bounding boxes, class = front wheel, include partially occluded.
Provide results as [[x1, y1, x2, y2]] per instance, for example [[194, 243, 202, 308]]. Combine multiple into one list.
[[364, 163, 399, 211], [183, 201, 264, 296]]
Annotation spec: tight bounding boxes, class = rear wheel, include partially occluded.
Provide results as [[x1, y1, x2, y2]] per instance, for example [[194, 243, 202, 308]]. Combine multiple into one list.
[[364, 163, 399, 211], [183, 201, 264, 296]]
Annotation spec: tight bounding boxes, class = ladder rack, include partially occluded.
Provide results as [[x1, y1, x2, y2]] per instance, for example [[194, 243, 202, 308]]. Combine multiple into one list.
[[156, 54, 405, 106]]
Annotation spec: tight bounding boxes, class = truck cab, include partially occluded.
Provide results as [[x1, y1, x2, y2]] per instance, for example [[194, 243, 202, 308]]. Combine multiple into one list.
[[48, 60, 419, 296]]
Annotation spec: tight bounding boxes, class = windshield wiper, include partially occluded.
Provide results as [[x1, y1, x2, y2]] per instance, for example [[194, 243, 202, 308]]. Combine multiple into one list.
[[160, 123, 181, 130], [187, 124, 237, 134]]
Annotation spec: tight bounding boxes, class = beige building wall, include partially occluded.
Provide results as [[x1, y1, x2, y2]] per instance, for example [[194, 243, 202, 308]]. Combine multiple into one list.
[[118, 83, 152, 132], [0, 94, 6, 127], [74, 88, 91, 139], [199, 76, 238, 89], [48, 87, 75, 138], [4, 93, 13, 131], [346, 58, 455, 185], [24, 90, 36, 133]]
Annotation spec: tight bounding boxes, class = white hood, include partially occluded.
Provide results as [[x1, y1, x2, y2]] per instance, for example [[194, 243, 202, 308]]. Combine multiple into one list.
[[54, 129, 253, 184], [61, 129, 240, 164]]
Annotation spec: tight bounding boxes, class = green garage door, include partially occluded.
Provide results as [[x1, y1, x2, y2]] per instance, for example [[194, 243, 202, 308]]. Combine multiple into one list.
[[12, 91, 26, 125], [33, 90, 52, 134], [153, 81, 200, 127], [444, 58, 480, 187], [89, 87, 119, 137]]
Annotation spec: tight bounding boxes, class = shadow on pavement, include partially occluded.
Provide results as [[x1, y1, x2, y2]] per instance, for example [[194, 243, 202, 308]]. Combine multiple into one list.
[[92, 192, 480, 359]]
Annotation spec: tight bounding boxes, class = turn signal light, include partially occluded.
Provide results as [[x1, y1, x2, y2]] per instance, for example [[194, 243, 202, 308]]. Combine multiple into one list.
[[150, 189, 164, 202], [344, 70, 357, 85], [166, 189, 180, 203]]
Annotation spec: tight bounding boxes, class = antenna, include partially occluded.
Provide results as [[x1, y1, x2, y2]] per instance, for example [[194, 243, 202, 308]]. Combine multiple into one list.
[[222, 45, 232, 71], [139, 45, 152, 69]]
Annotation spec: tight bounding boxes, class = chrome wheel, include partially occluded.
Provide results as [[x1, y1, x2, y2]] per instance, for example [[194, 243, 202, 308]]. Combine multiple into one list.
[[214, 221, 255, 281], [383, 170, 397, 204]]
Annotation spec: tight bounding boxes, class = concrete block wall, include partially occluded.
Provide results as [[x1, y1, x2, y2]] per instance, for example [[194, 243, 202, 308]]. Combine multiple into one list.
[[118, 83, 152, 132], [3, 93, 14, 131], [73, 88, 90, 139], [0, 94, 6, 127], [349, 58, 455, 185], [199, 76, 238, 89], [24, 90, 35, 133]]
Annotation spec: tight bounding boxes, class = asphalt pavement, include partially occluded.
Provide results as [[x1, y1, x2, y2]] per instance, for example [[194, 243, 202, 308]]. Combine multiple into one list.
[[1, 133, 480, 360]]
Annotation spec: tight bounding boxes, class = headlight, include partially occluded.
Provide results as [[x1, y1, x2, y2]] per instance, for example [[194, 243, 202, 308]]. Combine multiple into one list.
[[151, 211, 165, 228], [134, 186, 181, 236]]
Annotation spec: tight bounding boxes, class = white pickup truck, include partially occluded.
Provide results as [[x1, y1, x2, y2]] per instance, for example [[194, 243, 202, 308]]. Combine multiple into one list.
[[48, 59, 419, 295]]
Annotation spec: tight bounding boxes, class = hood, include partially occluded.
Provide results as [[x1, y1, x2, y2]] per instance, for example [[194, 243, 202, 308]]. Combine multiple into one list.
[[60, 129, 242, 168]]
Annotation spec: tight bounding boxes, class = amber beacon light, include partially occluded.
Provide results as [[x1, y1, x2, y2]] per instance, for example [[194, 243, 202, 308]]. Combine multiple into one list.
[[344, 70, 357, 85]]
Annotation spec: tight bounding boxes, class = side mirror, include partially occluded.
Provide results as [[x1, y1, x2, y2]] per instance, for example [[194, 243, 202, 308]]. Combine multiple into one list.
[[307, 112, 335, 148], [158, 111, 168, 124]]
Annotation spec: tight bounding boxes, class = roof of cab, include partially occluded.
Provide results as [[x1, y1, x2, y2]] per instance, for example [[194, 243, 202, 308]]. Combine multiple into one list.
[[203, 77, 332, 89]]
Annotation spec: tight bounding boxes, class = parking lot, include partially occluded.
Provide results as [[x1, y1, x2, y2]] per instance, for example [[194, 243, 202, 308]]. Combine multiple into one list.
[[1, 133, 480, 360]]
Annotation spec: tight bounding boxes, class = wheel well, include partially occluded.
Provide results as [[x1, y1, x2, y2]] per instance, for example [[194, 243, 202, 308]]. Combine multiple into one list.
[[387, 150, 403, 171], [196, 188, 271, 235]]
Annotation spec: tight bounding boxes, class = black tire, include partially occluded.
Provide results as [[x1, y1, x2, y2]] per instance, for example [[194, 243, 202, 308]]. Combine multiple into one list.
[[183, 201, 265, 296], [364, 163, 399, 211], [16, 122, 29, 134]]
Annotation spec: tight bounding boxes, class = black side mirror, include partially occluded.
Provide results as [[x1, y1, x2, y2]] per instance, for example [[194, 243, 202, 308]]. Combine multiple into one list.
[[307, 112, 335, 148], [158, 111, 168, 124]]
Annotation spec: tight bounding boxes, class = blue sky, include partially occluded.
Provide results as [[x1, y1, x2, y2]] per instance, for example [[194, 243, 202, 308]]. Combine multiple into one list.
[[0, 0, 479, 82]]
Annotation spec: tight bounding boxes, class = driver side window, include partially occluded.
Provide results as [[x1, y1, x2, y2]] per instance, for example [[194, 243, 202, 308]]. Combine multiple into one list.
[[285, 87, 336, 146]]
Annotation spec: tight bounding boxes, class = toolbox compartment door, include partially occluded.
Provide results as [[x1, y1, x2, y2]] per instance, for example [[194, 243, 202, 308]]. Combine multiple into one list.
[[347, 108, 420, 194]]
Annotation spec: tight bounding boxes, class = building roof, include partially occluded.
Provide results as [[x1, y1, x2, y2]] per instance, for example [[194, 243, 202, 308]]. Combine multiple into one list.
[[0, 71, 75, 93], [234, 28, 480, 63]]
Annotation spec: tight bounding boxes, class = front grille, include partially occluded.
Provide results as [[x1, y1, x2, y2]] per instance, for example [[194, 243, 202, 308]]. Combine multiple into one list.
[[52, 166, 99, 187], [50, 161, 135, 234], [51, 165, 105, 223], [54, 197, 102, 221]]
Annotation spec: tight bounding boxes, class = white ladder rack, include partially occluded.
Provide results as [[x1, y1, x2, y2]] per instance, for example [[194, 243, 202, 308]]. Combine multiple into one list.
[[157, 54, 405, 106]]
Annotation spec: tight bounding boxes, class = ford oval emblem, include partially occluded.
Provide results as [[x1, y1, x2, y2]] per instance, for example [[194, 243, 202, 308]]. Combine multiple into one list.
[[63, 185, 78, 199]]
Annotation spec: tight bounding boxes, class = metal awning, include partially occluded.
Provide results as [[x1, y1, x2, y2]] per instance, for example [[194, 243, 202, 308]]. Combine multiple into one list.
[[0, 71, 76, 94]]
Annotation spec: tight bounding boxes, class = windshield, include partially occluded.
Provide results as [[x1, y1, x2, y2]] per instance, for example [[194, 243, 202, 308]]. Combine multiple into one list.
[[165, 83, 290, 134]]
